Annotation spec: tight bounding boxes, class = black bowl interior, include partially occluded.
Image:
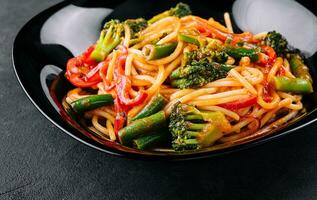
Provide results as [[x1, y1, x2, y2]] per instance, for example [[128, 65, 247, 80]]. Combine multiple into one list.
[[12, 0, 317, 160]]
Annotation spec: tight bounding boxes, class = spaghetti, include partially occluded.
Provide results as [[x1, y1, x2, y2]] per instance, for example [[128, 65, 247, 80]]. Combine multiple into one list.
[[63, 3, 313, 151]]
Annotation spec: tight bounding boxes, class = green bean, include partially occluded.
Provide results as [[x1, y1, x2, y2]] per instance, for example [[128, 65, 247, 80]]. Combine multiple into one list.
[[70, 94, 114, 113], [178, 33, 200, 46], [132, 94, 167, 121], [118, 111, 166, 145], [273, 76, 313, 93], [132, 134, 166, 150], [142, 42, 177, 60], [289, 54, 313, 83], [226, 47, 259, 62]]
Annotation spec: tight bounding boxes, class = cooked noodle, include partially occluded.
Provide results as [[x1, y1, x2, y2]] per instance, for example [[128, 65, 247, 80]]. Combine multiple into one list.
[[63, 4, 312, 151]]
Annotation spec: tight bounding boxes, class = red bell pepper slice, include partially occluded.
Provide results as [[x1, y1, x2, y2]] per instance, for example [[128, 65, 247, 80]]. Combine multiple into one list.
[[116, 75, 148, 107], [114, 98, 129, 134], [219, 95, 257, 110], [97, 56, 116, 91], [257, 45, 277, 67], [113, 52, 148, 134], [116, 56, 127, 76], [82, 45, 98, 66], [65, 45, 103, 88], [114, 113, 126, 134], [276, 67, 286, 76], [263, 82, 274, 103], [66, 58, 101, 88], [113, 54, 147, 107]]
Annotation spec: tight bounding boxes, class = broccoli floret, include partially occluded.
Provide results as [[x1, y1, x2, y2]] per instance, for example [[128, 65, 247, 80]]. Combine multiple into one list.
[[213, 51, 229, 63], [170, 48, 233, 88], [169, 103, 230, 151], [103, 19, 120, 29], [263, 31, 288, 55], [90, 20, 124, 62], [148, 3, 192, 24], [170, 2, 192, 18], [184, 39, 229, 63], [124, 18, 148, 39], [193, 47, 228, 64]]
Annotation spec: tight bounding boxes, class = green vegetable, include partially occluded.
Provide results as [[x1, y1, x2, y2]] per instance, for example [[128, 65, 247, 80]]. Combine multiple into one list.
[[148, 3, 192, 24], [118, 111, 166, 145], [178, 33, 200, 46], [226, 47, 259, 62], [90, 20, 123, 62], [70, 94, 114, 113], [124, 18, 148, 39], [62, 99, 77, 120], [273, 53, 314, 94], [169, 44, 233, 88], [132, 133, 166, 150], [132, 94, 167, 121], [169, 103, 230, 151], [263, 31, 288, 55], [289, 53, 313, 83], [273, 76, 313, 93], [124, 18, 148, 46], [186, 44, 228, 64], [142, 42, 177, 60], [170, 59, 234, 88]]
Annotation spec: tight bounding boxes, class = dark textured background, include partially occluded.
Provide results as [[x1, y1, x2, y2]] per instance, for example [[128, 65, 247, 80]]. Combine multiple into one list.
[[2, 0, 317, 199]]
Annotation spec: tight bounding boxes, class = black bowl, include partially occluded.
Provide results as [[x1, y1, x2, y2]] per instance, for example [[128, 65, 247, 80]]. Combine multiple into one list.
[[12, 0, 317, 160]]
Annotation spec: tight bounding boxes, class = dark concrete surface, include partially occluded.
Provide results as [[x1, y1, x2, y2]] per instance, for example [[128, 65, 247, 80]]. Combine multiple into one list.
[[1, 0, 317, 199]]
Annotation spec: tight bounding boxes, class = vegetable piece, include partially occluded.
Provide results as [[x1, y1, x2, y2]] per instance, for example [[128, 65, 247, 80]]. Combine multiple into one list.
[[169, 43, 231, 89], [226, 47, 259, 62], [113, 52, 148, 134], [276, 67, 286, 76], [114, 54, 148, 107], [170, 59, 234, 88], [66, 46, 106, 88], [257, 45, 277, 66], [178, 33, 200, 46], [132, 133, 166, 150], [169, 103, 231, 151], [218, 95, 257, 110], [132, 94, 167, 121], [117, 75, 148, 107], [184, 41, 229, 63], [148, 3, 192, 24], [70, 94, 114, 113], [118, 111, 166, 145], [66, 57, 99, 88], [273, 53, 314, 93], [142, 42, 177, 60], [81, 45, 98, 66], [263, 31, 288, 55], [262, 82, 274, 102], [212, 51, 229, 64], [90, 20, 124, 62], [124, 18, 148, 39], [289, 54, 313, 83], [62, 99, 77, 121], [273, 76, 313, 93], [114, 98, 129, 135]]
